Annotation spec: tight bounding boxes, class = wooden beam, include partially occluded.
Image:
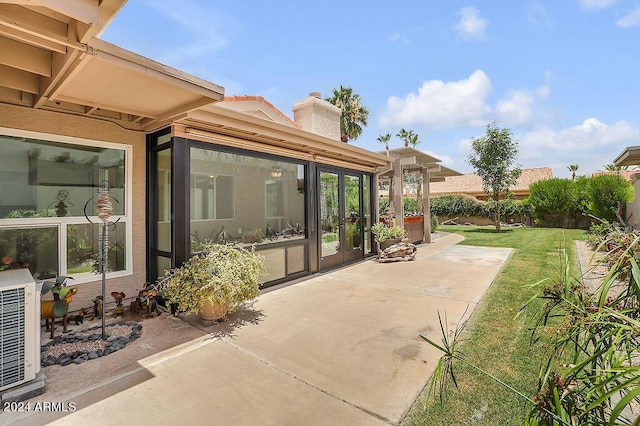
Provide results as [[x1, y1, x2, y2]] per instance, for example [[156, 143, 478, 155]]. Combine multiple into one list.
[[0, 36, 51, 76], [54, 94, 159, 120], [0, 22, 66, 53], [35, 48, 83, 107], [0, 3, 67, 34], [0, 85, 32, 106], [16, 0, 100, 26], [0, 63, 39, 93]]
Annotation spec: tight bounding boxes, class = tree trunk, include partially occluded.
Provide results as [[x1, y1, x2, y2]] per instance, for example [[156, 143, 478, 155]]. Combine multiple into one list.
[[495, 195, 501, 233]]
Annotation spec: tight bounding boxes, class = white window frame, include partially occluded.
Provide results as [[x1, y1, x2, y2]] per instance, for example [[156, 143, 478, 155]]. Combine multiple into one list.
[[0, 127, 134, 285]]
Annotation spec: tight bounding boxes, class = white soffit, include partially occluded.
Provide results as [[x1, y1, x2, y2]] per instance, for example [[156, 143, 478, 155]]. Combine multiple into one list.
[[0, 0, 224, 131]]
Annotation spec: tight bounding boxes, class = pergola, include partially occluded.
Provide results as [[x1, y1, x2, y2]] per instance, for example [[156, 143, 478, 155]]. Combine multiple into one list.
[[378, 147, 461, 243]]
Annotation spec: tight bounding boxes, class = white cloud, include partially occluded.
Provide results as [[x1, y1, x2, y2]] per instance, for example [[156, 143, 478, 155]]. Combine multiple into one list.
[[381, 70, 551, 130], [423, 150, 454, 166], [454, 7, 488, 41], [379, 70, 493, 129], [517, 119, 640, 177], [528, 2, 553, 27], [578, 0, 617, 10], [616, 7, 640, 27], [496, 90, 536, 127], [387, 33, 411, 44]]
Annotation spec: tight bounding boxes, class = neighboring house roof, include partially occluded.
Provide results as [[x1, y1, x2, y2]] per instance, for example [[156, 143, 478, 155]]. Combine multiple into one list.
[[0, 1, 224, 132], [430, 167, 553, 197], [591, 170, 639, 182], [219, 96, 299, 128]]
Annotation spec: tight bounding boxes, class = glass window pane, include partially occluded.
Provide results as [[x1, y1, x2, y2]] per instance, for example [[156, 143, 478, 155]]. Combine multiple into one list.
[[0, 135, 126, 218], [0, 226, 58, 280], [320, 172, 339, 258], [156, 255, 172, 278], [363, 175, 371, 254], [261, 247, 286, 282], [156, 148, 171, 252], [67, 222, 126, 279], [286, 245, 305, 275], [189, 147, 306, 252], [345, 175, 361, 251]]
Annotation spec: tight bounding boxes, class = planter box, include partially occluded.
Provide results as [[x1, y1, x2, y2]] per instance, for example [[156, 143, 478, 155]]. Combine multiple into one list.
[[404, 216, 424, 224], [404, 216, 424, 244]]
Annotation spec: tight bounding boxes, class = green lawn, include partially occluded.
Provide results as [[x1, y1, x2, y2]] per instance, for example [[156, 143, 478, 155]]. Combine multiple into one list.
[[405, 225, 587, 426]]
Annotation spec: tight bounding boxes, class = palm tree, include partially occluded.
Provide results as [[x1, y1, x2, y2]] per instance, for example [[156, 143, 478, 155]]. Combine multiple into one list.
[[567, 164, 579, 181], [603, 164, 631, 172], [325, 86, 370, 143], [408, 132, 420, 148], [396, 128, 419, 148], [377, 133, 392, 156]]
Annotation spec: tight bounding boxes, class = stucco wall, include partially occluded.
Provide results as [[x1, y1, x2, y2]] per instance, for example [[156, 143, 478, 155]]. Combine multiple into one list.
[[0, 104, 147, 312]]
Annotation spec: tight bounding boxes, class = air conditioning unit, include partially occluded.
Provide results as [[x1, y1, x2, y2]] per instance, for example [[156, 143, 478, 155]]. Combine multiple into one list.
[[0, 269, 38, 391]]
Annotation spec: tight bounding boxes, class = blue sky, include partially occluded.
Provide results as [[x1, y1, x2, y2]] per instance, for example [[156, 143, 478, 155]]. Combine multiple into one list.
[[101, 0, 640, 178]]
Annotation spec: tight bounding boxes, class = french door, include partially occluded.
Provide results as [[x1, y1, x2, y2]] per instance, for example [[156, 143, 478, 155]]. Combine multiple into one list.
[[318, 168, 364, 270]]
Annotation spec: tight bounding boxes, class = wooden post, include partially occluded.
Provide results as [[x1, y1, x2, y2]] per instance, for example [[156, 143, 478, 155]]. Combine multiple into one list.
[[392, 159, 404, 229], [422, 169, 432, 243]]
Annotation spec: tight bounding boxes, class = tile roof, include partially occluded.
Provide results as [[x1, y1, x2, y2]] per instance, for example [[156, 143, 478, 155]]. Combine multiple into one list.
[[591, 170, 640, 182], [430, 167, 553, 195]]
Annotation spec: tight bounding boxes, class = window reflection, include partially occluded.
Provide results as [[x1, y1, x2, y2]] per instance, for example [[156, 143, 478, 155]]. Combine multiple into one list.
[[0, 227, 58, 280], [0, 135, 125, 218], [189, 147, 306, 253]]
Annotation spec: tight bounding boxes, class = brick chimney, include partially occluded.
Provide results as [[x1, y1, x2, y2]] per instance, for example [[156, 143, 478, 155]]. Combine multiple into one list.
[[292, 92, 341, 141]]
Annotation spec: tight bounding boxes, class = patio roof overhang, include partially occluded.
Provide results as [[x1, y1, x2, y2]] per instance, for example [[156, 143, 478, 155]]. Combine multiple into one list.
[[0, 0, 224, 132], [377, 147, 462, 181], [173, 105, 393, 173], [614, 146, 640, 167]]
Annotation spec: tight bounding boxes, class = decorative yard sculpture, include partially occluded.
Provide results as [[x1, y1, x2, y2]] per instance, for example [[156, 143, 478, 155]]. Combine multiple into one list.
[[84, 180, 120, 338], [40, 276, 75, 339]]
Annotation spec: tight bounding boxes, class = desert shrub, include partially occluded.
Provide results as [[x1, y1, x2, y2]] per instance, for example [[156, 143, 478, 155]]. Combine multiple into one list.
[[586, 174, 634, 222], [528, 178, 582, 227], [430, 194, 492, 218]]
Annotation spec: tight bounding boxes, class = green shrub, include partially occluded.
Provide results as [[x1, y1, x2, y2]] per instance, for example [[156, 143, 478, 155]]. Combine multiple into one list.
[[430, 194, 491, 218], [377, 198, 420, 215], [586, 174, 633, 222], [430, 214, 439, 232], [528, 178, 582, 227], [371, 222, 405, 242]]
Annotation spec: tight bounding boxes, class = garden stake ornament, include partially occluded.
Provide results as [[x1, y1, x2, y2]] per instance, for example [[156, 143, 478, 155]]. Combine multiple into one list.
[[84, 180, 120, 339]]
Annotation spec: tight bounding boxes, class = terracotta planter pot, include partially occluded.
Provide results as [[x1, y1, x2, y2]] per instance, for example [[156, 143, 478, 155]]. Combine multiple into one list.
[[199, 300, 229, 326]]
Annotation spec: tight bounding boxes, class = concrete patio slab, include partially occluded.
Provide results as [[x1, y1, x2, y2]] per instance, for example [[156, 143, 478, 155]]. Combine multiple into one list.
[[3, 233, 512, 426]]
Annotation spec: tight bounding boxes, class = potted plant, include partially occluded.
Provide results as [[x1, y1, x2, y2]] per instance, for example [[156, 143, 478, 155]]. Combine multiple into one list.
[[372, 222, 406, 251], [159, 242, 267, 324]]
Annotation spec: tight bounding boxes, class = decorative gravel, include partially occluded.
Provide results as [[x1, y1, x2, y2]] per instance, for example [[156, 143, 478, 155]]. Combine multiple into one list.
[[40, 321, 142, 367]]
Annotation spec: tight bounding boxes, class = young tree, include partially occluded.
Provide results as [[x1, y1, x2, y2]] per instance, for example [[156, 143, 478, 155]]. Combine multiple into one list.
[[325, 86, 370, 143], [467, 123, 522, 232], [567, 164, 579, 181], [377, 133, 392, 156]]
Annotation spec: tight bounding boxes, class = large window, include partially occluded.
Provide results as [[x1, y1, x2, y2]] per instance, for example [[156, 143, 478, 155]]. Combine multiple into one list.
[[0, 130, 132, 282], [189, 147, 307, 278], [190, 173, 234, 220]]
